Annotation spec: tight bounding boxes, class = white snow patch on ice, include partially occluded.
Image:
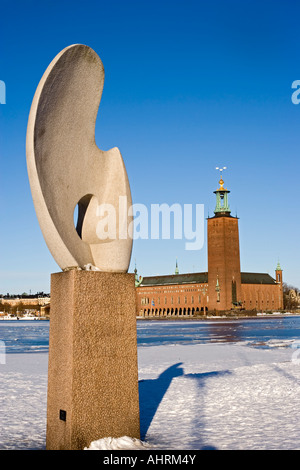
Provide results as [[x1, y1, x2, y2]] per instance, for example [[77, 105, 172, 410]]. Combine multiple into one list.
[[1, 341, 300, 450], [84, 436, 151, 450]]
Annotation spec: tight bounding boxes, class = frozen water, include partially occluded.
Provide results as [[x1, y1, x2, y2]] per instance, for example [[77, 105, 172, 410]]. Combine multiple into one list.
[[1, 316, 300, 450]]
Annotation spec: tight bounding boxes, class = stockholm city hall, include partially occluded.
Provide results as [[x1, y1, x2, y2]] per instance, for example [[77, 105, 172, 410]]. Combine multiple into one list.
[[135, 172, 283, 316]]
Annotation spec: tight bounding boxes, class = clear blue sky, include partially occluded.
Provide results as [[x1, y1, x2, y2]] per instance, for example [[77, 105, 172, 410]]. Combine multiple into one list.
[[0, 0, 299, 294]]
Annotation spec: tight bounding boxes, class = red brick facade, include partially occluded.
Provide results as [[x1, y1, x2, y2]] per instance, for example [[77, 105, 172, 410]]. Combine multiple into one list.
[[136, 270, 283, 317], [136, 276, 208, 317], [241, 280, 283, 312], [207, 216, 241, 310]]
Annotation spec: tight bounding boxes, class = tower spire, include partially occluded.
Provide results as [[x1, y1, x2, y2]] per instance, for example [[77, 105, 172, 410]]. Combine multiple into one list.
[[214, 166, 231, 216], [134, 259, 138, 284], [276, 260, 282, 271], [134, 260, 143, 287], [275, 260, 283, 285]]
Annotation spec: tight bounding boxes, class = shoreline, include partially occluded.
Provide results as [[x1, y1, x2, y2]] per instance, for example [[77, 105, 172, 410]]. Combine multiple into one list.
[[1, 314, 299, 323], [137, 312, 300, 321]]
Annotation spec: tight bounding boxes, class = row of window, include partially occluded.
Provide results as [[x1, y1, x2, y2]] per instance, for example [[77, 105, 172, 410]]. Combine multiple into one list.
[[139, 288, 205, 295], [140, 295, 202, 305], [141, 306, 207, 316]]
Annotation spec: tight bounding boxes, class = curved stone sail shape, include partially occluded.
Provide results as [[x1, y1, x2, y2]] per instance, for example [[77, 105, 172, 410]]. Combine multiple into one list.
[[26, 44, 133, 272]]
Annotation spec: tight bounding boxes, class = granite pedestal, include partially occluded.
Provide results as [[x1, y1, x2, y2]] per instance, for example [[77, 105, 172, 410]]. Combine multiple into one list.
[[46, 270, 140, 450]]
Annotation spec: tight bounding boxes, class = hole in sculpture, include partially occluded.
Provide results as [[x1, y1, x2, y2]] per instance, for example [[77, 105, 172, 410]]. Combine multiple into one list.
[[73, 204, 79, 231], [74, 194, 94, 240]]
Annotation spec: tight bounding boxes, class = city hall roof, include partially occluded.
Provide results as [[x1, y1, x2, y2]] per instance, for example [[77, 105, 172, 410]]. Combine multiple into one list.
[[139, 273, 208, 286], [240, 272, 277, 285], [139, 272, 277, 287]]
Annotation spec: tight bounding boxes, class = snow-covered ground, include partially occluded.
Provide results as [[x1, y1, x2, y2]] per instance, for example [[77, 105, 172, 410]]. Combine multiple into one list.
[[1, 339, 300, 450]]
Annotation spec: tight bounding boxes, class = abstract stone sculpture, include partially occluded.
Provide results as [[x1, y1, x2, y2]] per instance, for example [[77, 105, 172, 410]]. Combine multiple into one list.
[[26, 45, 140, 449], [26, 44, 132, 272]]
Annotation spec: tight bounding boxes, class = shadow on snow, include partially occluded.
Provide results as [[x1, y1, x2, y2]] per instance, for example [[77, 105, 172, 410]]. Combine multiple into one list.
[[139, 362, 231, 449]]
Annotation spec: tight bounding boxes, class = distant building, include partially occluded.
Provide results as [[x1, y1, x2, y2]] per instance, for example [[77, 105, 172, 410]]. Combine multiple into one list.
[[135, 175, 283, 317], [0, 293, 50, 317]]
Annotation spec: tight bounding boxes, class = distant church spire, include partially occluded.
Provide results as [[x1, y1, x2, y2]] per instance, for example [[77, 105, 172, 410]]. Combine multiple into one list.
[[175, 259, 179, 275]]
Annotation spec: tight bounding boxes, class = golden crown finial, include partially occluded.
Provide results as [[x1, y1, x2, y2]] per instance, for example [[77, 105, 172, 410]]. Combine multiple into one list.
[[216, 166, 227, 190]]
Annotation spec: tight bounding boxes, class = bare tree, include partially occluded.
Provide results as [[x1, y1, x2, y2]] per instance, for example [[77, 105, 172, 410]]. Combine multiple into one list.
[[283, 282, 300, 310]]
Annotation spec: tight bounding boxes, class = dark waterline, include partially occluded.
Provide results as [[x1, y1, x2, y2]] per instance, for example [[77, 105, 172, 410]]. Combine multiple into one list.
[[1, 316, 300, 353]]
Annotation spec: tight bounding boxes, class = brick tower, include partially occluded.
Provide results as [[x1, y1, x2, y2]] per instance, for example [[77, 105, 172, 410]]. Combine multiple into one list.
[[207, 170, 242, 311]]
